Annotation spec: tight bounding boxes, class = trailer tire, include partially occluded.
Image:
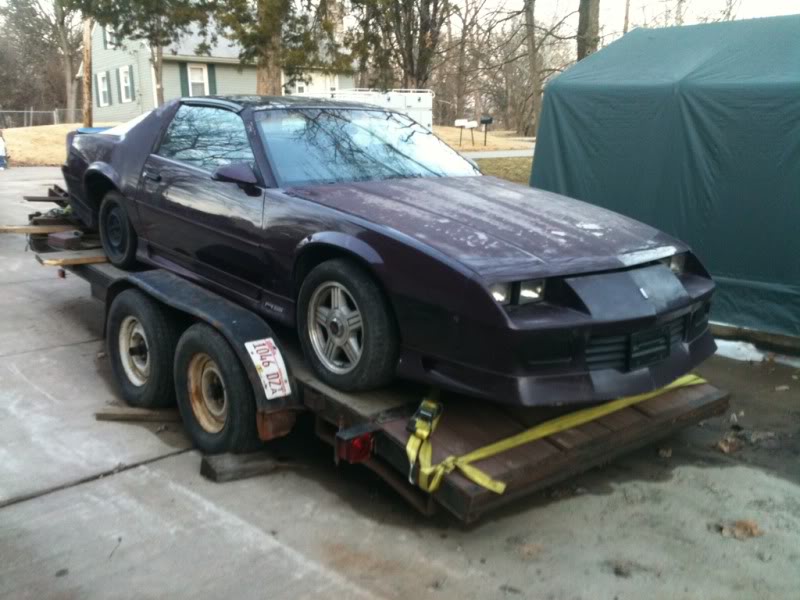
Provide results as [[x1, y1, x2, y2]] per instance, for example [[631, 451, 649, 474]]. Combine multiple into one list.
[[174, 323, 260, 454], [99, 191, 137, 269], [107, 289, 180, 408]]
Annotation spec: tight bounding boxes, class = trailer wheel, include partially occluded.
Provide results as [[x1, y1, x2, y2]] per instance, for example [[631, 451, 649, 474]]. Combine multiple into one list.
[[99, 191, 138, 269], [107, 289, 180, 408], [174, 323, 260, 454]]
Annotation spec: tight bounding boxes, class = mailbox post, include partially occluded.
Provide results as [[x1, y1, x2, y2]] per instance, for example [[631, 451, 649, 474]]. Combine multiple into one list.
[[480, 115, 493, 146]]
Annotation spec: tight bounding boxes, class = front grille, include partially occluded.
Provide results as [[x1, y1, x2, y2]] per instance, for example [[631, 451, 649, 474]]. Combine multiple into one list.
[[586, 317, 686, 372]]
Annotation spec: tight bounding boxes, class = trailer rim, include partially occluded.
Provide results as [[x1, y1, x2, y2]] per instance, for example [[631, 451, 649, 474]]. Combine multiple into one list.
[[118, 315, 150, 386], [187, 352, 229, 433]]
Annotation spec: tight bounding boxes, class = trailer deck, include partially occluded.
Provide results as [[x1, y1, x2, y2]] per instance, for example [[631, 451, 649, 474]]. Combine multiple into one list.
[[8, 200, 730, 522]]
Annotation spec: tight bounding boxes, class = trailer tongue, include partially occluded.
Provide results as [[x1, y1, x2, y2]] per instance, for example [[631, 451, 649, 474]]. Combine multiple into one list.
[[9, 198, 729, 522]]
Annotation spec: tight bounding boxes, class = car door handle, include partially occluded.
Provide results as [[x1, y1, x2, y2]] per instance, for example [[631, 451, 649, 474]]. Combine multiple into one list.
[[143, 171, 162, 182]]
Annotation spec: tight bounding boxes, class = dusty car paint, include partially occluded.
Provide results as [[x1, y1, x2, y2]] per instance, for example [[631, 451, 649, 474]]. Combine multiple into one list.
[[62, 95, 716, 406]]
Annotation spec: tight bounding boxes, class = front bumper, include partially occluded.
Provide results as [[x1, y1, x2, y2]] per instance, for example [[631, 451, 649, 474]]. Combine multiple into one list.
[[397, 264, 717, 406]]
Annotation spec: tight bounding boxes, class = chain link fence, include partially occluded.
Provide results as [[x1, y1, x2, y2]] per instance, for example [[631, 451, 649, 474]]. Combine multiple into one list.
[[0, 109, 82, 128]]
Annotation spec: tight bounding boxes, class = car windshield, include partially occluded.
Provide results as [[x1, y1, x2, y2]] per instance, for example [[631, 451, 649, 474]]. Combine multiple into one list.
[[255, 108, 480, 186]]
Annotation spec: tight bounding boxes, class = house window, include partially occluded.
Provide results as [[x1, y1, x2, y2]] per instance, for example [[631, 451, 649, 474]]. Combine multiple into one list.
[[188, 65, 209, 97], [297, 85, 305, 94], [97, 72, 110, 107], [105, 27, 118, 49], [119, 66, 133, 103]]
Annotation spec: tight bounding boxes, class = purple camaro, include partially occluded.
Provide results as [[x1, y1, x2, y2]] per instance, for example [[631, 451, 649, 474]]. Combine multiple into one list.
[[62, 96, 715, 406]]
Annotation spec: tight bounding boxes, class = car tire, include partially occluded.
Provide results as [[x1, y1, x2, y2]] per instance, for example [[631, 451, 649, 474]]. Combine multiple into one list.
[[298, 258, 399, 391], [99, 191, 138, 269], [174, 323, 261, 454], [107, 289, 181, 409]]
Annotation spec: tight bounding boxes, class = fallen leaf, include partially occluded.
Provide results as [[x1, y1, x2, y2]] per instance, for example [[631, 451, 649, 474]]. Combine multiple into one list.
[[716, 519, 764, 540], [716, 435, 743, 454], [774, 385, 790, 392], [517, 543, 544, 559]]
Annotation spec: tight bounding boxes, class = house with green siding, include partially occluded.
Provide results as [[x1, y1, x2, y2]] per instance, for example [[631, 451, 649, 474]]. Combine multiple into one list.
[[84, 25, 356, 123]]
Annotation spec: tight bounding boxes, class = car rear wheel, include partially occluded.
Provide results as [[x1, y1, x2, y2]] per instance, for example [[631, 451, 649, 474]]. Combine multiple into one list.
[[298, 259, 399, 391], [99, 191, 138, 269], [174, 323, 260, 454], [107, 289, 181, 408]]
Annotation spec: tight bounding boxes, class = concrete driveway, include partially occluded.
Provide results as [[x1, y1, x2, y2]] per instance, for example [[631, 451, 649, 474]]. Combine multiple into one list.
[[1, 167, 799, 600]]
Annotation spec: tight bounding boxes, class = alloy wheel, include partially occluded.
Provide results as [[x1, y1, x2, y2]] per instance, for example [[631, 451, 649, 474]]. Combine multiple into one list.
[[307, 281, 364, 374]]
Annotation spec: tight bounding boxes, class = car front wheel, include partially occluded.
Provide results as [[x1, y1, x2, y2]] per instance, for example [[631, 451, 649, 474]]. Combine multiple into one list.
[[298, 258, 399, 391]]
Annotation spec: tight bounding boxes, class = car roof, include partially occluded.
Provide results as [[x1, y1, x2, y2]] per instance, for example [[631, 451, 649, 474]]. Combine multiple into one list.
[[180, 94, 388, 112]]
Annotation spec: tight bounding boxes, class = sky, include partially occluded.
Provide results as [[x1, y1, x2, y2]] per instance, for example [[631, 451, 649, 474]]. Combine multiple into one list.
[[513, 0, 800, 40]]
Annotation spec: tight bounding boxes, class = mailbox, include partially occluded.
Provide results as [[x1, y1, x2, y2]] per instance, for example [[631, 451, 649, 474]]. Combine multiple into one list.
[[480, 115, 493, 125]]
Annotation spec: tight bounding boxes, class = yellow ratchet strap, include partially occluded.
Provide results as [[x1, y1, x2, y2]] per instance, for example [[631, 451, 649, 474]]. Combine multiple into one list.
[[405, 373, 706, 495]]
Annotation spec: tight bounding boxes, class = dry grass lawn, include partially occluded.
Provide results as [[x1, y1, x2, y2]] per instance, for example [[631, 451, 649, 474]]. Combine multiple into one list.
[[475, 157, 533, 185], [433, 126, 533, 152], [3, 122, 532, 167], [3, 123, 117, 166]]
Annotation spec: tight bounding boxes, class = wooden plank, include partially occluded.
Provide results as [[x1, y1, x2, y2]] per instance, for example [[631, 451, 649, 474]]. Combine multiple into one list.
[[95, 406, 182, 422], [0, 224, 77, 234], [36, 249, 107, 266], [460, 385, 729, 521], [23, 195, 68, 205], [548, 421, 611, 451], [594, 406, 647, 431], [200, 452, 286, 483]]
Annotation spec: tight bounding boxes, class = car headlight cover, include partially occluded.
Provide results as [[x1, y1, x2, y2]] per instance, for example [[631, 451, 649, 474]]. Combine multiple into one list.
[[519, 279, 545, 304], [489, 282, 512, 305], [662, 253, 687, 274]]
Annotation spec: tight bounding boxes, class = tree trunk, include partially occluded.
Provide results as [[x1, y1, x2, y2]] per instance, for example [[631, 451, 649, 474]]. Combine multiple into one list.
[[152, 46, 165, 105], [256, 37, 283, 95], [82, 18, 93, 127], [577, 0, 600, 61], [524, 0, 543, 136]]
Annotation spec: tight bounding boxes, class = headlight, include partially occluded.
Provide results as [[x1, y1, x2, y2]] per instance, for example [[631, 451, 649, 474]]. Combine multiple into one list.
[[662, 253, 686, 274], [519, 279, 545, 304], [489, 282, 512, 305]]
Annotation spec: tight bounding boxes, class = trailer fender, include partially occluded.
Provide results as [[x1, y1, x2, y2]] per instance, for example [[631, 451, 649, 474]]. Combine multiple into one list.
[[105, 269, 301, 415]]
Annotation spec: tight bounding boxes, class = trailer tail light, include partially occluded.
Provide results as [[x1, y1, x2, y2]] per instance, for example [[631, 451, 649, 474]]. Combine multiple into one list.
[[335, 424, 378, 464]]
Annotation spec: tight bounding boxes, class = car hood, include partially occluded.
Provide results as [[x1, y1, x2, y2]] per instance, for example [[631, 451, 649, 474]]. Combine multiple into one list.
[[287, 176, 685, 279]]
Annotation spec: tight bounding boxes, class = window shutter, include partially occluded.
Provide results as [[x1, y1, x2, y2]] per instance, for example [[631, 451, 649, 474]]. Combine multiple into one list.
[[179, 63, 189, 96], [106, 71, 113, 105], [207, 64, 217, 95], [116, 69, 122, 102], [128, 65, 135, 99], [95, 74, 101, 107], [102, 27, 107, 49]]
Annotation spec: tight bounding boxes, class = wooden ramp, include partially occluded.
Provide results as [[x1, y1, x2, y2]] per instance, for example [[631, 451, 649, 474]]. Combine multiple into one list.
[[378, 383, 728, 522], [36, 249, 107, 266]]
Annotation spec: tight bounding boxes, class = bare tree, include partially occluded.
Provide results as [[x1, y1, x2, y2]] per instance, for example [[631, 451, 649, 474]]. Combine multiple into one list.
[[0, 0, 82, 113]]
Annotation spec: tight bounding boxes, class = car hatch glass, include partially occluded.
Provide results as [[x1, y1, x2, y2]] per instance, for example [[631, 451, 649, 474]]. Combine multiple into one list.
[[157, 105, 255, 173]]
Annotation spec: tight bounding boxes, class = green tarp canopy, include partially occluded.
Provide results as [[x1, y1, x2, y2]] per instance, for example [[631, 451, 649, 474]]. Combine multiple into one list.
[[531, 15, 800, 339]]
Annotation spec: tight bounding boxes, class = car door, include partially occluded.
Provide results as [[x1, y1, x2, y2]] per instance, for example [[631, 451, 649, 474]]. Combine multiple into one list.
[[138, 104, 267, 301]]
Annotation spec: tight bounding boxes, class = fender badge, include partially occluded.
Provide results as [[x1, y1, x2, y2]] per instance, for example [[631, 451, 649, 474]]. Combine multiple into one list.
[[639, 287, 649, 299]]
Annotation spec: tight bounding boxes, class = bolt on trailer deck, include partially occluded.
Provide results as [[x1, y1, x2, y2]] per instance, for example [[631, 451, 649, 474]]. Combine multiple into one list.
[[16, 197, 730, 523]]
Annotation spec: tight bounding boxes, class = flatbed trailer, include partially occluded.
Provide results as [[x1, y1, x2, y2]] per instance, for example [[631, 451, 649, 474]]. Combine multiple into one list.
[[13, 199, 730, 523]]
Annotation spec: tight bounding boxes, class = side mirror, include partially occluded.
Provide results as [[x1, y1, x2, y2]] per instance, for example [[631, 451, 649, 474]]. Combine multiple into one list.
[[212, 162, 258, 186]]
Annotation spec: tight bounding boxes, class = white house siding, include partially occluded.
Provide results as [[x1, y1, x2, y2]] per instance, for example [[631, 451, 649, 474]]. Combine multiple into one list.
[[90, 25, 154, 122]]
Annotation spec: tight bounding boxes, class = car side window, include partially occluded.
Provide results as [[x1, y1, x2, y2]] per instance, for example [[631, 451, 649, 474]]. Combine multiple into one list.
[[157, 105, 255, 172]]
